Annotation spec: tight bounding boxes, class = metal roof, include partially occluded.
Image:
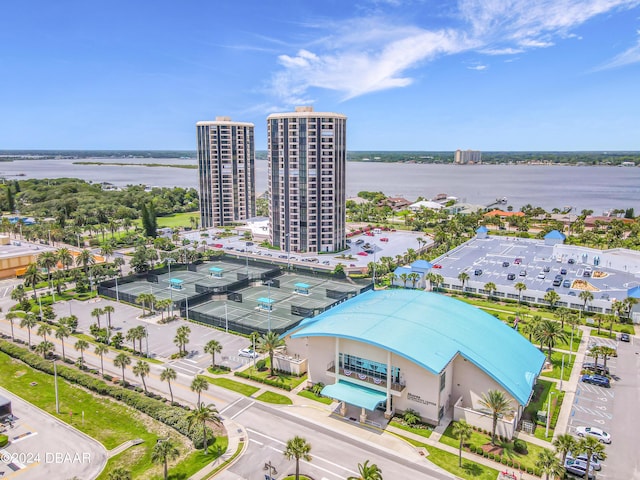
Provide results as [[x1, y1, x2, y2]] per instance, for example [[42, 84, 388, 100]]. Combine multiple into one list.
[[291, 289, 545, 406], [544, 230, 566, 240], [321, 380, 386, 410]]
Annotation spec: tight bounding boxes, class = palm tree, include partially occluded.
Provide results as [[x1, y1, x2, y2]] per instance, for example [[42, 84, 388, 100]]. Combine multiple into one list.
[[536, 448, 564, 480], [190, 376, 209, 406], [579, 290, 594, 313], [20, 313, 37, 348], [186, 403, 221, 454], [174, 325, 191, 356], [37, 251, 57, 283], [91, 307, 104, 329], [103, 304, 115, 333], [6, 311, 19, 341], [599, 346, 617, 369], [399, 272, 409, 288], [57, 247, 74, 271], [544, 290, 560, 309], [347, 460, 383, 480], [457, 272, 469, 292], [204, 339, 222, 368], [478, 389, 512, 445], [133, 360, 150, 393], [133, 325, 146, 354], [160, 367, 177, 403], [575, 435, 607, 478], [483, 282, 497, 299], [514, 282, 527, 304], [554, 307, 570, 329], [452, 420, 473, 467], [553, 433, 576, 465], [37, 323, 52, 343], [95, 343, 109, 376], [74, 339, 89, 366], [55, 324, 71, 361], [257, 331, 286, 377], [107, 467, 132, 480], [283, 436, 312, 480], [535, 319, 568, 361], [113, 352, 131, 384], [152, 438, 180, 480], [23, 263, 42, 305], [35, 340, 54, 359], [76, 249, 95, 276]]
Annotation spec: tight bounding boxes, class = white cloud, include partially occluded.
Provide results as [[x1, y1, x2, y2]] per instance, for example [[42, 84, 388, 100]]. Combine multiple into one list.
[[597, 37, 640, 69], [468, 64, 488, 70], [267, 0, 640, 104]]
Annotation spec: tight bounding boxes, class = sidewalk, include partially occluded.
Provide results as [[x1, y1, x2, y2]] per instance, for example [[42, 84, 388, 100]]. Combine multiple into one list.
[[188, 419, 246, 480]]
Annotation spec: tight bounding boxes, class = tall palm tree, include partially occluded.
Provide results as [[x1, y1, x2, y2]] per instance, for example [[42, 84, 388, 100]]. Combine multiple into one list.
[[6, 311, 18, 341], [579, 290, 594, 313], [35, 340, 54, 359], [20, 313, 37, 348], [126, 327, 139, 353], [483, 282, 497, 299], [90, 307, 103, 328], [544, 290, 560, 309], [452, 420, 473, 467], [57, 247, 74, 271], [95, 343, 109, 376], [514, 282, 527, 304], [553, 433, 576, 465], [257, 331, 286, 377], [37, 251, 57, 284], [347, 460, 383, 480], [160, 367, 177, 403], [152, 438, 180, 480], [535, 319, 568, 361], [76, 249, 95, 276], [536, 448, 564, 480], [113, 352, 131, 384], [283, 436, 312, 480], [457, 272, 469, 292], [74, 339, 89, 366], [55, 324, 71, 361], [133, 360, 150, 393], [554, 307, 570, 329], [478, 389, 512, 445], [576, 435, 607, 477], [186, 403, 221, 454], [599, 346, 617, 369], [204, 339, 223, 368], [174, 325, 191, 356], [23, 263, 42, 305], [190, 376, 209, 406], [107, 467, 132, 480], [37, 323, 52, 343]]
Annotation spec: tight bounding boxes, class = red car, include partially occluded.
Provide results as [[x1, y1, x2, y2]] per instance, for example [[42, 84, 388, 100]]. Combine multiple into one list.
[[433, 264, 442, 269], [514, 258, 522, 264], [213, 243, 224, 248], [380, 237, 389, 242], [357, 251, 368, 256]]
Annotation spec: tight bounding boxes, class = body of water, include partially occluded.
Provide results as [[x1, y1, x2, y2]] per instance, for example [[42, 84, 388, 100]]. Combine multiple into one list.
[[1, 158, 639, 214]]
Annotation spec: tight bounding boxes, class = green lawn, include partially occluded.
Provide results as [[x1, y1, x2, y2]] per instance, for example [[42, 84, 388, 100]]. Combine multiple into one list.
[[134, 211, 199, 229], [540, 350, 575, 381], [74, 333, 164, 364], [297, 389, 333, 405], [241, 364, 308, 390], [439, 424, 550, 472], [201, 375, 260, 396], [0, 351, 208, 479], [401, 435, 499, 480], [523, 380, 562, 440], [256, 391, 293, 405], [389, 420, 433, 439]]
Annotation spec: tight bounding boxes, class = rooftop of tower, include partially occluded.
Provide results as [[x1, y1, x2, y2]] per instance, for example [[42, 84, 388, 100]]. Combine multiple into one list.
[[267, 106, 347, 119]]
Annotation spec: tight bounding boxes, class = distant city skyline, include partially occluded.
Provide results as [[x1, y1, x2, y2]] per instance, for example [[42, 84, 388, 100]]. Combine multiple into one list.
[[1, 0, 639, 151]]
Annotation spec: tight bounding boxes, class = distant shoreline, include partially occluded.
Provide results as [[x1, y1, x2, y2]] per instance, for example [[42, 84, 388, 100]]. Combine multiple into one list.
[[72, 161, 197, 169]]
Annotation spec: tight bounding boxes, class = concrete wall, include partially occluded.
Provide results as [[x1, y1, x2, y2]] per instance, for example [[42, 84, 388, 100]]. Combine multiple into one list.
[[453, 396, 517, 439]]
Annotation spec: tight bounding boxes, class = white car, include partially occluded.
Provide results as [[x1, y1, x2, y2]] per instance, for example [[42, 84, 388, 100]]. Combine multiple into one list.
[[575, 426, 611, 444], [567, 452, 601, 470], [537, 272, 546, 279], [238, 348, 258, 358]]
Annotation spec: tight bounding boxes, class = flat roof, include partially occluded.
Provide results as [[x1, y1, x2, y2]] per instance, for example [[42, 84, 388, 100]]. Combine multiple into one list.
[[292, 289, 545, 406], [321, 380, 386, 411]]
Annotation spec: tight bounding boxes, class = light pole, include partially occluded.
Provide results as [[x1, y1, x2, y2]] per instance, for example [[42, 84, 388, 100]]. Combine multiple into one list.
[[560, 354, 565, 390], [54, 359, 60, 414], [286, 233, 290, 270], [145, 326, 149, 358], [263, 460, 277, 480], [266, 280, 273, 332], [115, 275, 120, 302], [545, 391, 555, 438], [167, 258, 175, 317], [225, 302, 229, 333]]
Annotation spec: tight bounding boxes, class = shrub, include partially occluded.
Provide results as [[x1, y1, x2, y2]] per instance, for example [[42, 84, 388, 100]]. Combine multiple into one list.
[[403, 409, 420, 426], [507, 459, 514, 468], [255, 359, 267, 371], [513, 438, 528, 454], [501, 457, 508, 465], [0, 434, 8, 447]]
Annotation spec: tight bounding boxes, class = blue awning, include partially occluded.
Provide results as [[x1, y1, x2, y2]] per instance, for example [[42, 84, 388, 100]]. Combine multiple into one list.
[[257, 297, 274, 304], [321, 380, 386, 411], [169, 278, 184, 285], [294, 282, 310, 289], [209, 267, 223, 272]]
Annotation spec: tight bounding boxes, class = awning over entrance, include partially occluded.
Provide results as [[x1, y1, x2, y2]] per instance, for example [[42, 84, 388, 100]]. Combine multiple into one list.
[[321, 380, 386, 411]]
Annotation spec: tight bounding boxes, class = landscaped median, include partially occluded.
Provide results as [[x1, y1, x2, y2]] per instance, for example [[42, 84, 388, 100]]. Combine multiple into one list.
[[199, 375, 293, 405]]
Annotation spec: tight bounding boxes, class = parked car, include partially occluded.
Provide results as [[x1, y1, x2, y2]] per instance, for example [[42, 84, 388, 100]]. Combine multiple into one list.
[[238, 348, 258, 358], [507, 273, 516, 280], [620, 333, 630, 342], [553, 279, 562, 286], [357, 251, 368, 256], [543, 266, 551, 272], [583, 270, 592, 277], [519, 270, 527, 277], [537, 272, 546, 279], [546, 287, 555, 293], [560, 268, 568, 275], [433, 264, 442, 269], [575, 426, 611, 443], [569, 291, 577, 296], [567, 452, 602, 471], [514, 258, 522, 264], [582, 362, 610, 375], [563, 280, 571, 288], [502, 261, 510, 267], [474, 269, 483, 276], [568, 258, 576, 264], [355, 239, 365, 245], [564, 458, 596, 479], [380, 237, 389, 242], [322, 260, 330, 265], [213, 243, 224, 248], [581, 374, 610, 388]]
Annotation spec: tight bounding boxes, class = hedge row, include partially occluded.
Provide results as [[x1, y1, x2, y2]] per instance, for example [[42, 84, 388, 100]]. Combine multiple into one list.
[[466, 444, 541, 476], [234, 371, 292, 391], [0, 339, 212, 448]]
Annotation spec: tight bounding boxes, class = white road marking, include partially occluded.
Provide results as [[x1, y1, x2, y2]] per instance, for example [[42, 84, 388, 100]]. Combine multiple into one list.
[[249, 438, 264, 446], [229, 401, 254, 420], [219, 397, 244, 415]]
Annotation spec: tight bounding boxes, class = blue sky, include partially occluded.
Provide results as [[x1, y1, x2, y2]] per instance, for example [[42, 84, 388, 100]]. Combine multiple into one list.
[[1, 0, 639, 151]]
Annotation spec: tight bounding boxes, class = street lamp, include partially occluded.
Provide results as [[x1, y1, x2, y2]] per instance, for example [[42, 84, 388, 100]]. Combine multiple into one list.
[[560, 354, 565, 390], [545, 391, 555, 438], [54, 359, 60, 414], [167, 258, 175, 316], [263, 460, 278, 480], [286, 233, 290, 270], [266, 280, 273, 332]]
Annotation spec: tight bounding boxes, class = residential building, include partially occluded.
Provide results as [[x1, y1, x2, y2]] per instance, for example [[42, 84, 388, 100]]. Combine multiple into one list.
[[267, 106, 347, 253], [454, 149, 482, 164], [197, 117, 256, 228]]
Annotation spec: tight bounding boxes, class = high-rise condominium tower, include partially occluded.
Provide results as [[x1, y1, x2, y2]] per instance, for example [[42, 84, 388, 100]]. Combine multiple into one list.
[[267, 106, 347, 254], [197, 117, 256, 228]]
